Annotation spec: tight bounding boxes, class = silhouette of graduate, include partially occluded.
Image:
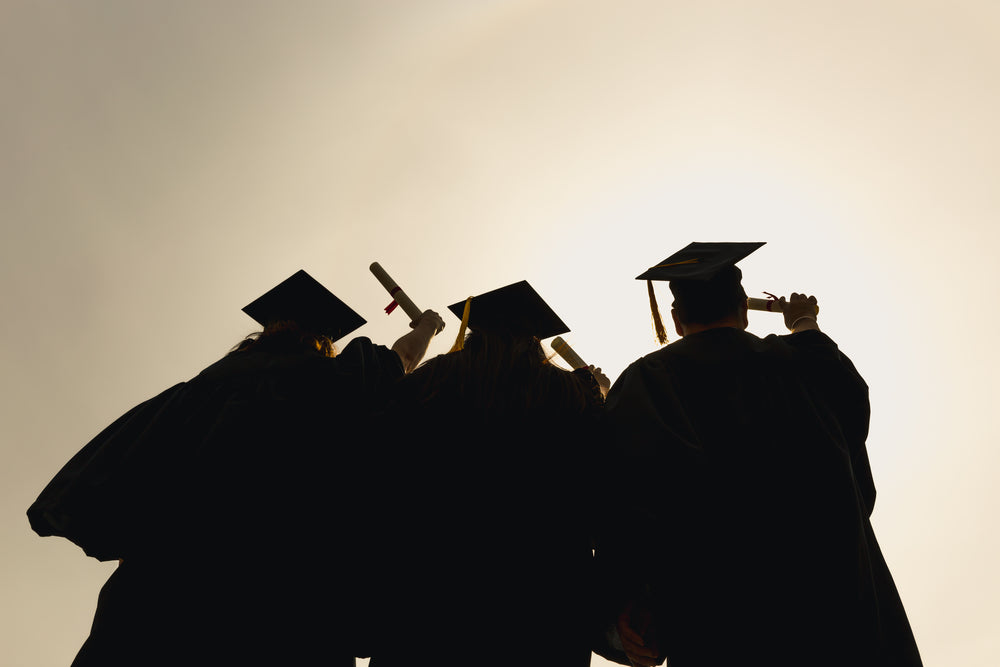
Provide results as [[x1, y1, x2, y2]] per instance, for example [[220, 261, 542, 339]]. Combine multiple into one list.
[[28, 270, 444, 667], [595, 243, 922, 667], [365, 280, 604, 667]]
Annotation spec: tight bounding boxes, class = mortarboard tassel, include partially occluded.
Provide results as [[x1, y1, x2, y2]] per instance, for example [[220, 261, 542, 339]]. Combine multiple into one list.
[[647, 280, 669, 345], [449, 297, 472, 352]]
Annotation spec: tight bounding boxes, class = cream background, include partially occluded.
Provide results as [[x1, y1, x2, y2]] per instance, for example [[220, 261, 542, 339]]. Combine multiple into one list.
[[4, 2, 997, 664]]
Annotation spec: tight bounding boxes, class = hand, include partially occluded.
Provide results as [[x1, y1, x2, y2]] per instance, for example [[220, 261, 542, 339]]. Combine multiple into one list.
[[780, 293, 819, 332], [393, 310, 445, 372], [617, 601, 663, 667], [411, 310, 445, 335], [589, 365, 611, 397]]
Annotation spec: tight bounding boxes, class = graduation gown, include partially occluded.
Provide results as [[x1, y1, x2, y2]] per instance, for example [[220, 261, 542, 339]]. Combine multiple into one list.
[[597, 328, 922, 667], [364, 354, 605, 667], [28, 338, 403, 666]]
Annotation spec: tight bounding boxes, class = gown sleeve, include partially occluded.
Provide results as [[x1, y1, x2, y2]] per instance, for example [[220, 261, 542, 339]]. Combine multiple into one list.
[[779, 330, 875, 513], [26, 382, 188, 560], [27, 338, 404, 563]]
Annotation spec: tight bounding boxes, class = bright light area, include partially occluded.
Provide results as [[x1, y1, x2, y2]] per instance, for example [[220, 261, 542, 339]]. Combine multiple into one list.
[[3, 2, 998, 665]]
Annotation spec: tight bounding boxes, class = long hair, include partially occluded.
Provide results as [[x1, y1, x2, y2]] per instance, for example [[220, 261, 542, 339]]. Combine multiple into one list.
[[400, 329, 599, 420], [230, 321, 338, 358]]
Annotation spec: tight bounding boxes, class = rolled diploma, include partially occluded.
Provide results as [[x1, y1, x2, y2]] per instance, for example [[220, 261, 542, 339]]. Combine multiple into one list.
[[747, 297, 785, 312], [746, 297, 819, 315], [370, 262, 422, 322], [551, 336, 587, 370]]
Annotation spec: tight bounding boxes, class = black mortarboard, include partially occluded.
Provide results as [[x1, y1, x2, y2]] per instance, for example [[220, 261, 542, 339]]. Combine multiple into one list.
[[636, 242, 764, 345], [636, 242, 765, 282], [242, 270, 366, 342], [446, 280, 570, 342]]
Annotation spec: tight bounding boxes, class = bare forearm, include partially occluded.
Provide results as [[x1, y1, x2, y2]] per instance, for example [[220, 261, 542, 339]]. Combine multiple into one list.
[[392, 310, 444, 372]]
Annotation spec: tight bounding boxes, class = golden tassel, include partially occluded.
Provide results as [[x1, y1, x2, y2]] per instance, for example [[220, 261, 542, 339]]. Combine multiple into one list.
[[647, 280, 668, 345], [449, 297, 472, 352]]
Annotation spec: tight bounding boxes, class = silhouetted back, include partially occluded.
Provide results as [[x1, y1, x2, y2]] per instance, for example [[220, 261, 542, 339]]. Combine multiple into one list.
[[29, 336, 403, 666], [364, 330, 604, 666], [601, 327, 922, 666]]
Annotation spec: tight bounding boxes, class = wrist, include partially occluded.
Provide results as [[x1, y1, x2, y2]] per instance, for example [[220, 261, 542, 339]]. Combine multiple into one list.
[[789, 315, 818, 331]]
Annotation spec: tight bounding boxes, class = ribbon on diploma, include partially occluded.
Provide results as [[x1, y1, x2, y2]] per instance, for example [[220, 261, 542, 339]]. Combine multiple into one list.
[[370, 262, 423, 322], [762, 292, 779, 311], [384, 286, 402, 314], [746, 292, 819, 315]]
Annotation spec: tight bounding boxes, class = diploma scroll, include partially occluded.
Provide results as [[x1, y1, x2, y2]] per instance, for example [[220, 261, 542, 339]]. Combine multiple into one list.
[[370, 262, 423, 322], [551, 336, 587, 370], [747, 297, 785, 312], [746, 297, 819, 315]]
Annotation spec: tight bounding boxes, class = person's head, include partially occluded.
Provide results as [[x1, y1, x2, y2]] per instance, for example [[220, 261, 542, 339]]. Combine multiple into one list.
[[638, 241, 764, 342], [231, 320, 337, 357], [669, 264, 749, 336], [433, 327, 548, 394], [417, 280, 595, 412], [461, 327, 546, 364], [404, 327, 595, 417], [241, 270, 365, 354]]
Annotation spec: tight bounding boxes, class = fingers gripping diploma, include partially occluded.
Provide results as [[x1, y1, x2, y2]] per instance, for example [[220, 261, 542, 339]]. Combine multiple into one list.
[[589, 366, 611, 397], [617, 602, 664, 667], [411, 309, 445, 335], [780, 292, 820, 332], [550, 336, 610, 397], [391, 310, 445, 373]]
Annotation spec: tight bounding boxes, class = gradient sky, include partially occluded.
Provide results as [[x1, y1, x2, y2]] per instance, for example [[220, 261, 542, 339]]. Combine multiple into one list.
[[3, 2, 998, 665]]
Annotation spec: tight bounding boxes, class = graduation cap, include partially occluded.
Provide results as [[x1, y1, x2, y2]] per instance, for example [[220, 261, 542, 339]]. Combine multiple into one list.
[[446, 280, 570, 351], [637, 242, 765, 344], [242, 270, 366, 342], [637, 242, 765, 282]]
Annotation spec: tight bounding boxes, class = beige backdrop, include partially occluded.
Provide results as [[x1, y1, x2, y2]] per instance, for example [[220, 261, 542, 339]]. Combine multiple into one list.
[[4, 1, 997, 665]]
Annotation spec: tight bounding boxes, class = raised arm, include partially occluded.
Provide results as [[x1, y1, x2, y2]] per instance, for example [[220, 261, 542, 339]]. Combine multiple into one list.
[[391, 310, 445, 373]]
